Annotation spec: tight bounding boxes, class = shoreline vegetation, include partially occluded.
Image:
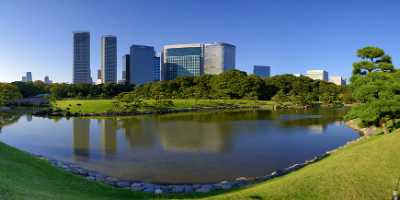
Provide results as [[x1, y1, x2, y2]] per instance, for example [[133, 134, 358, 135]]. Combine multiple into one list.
[[36, 99, 345, 117], [44, 99, 277, 116]]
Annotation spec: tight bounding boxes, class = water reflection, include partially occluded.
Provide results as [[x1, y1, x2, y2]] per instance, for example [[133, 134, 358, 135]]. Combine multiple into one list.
[[101, 120, 118, 156], [0, 112, 22, 133], [0, 108, 360, 183], [158, 121, 232, 153], [73, 118, 90, 161], [120, 118, 155, 149]]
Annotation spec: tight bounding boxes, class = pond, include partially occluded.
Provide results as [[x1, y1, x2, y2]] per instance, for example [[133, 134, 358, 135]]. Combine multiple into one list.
[[0, 108, 360, 184]]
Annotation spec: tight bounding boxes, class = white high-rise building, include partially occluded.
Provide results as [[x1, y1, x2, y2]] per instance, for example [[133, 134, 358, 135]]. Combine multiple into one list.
[[306, 69, 328, 81], [101, 35, 117, 83], [330, 76, 346, 86], [73, 32, 91, 84], [204, 42, 236, 75]]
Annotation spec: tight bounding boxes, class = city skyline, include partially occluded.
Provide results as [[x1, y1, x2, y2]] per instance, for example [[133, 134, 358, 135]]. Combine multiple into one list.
[[2, 0, 400, 83]]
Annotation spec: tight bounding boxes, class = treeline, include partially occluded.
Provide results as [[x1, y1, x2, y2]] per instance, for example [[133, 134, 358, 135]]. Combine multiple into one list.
[[129, 70, 344, 106], [1, 70, 345, 107], [9, 81, 134, 99]]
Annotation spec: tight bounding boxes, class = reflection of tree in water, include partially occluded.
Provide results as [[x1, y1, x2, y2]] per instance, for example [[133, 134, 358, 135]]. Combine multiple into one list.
[[0, 112, 22, 133], [277, 108, 348, 130], [119, 118, 155, 149], [157, 121, 233, 153], [154, 110, 275, 122], [72, 118, 90, 161]]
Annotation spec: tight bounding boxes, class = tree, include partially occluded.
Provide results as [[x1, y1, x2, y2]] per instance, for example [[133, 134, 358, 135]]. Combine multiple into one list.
[[112, 92, 144, 112], [352, 46, 394, 75], [210, 70, 250, 99], [0, 83, 23, 106], [346, 47, 399, 133]]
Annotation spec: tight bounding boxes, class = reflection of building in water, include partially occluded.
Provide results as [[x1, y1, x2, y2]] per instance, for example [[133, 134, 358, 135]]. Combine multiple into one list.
[[26, 114, 33, 122], [121, 119, 155, 149], [158, 121, 232, 153], [102, 119, 118, 156], [72, 118, 90, 161], [307, 125, 326, 134]]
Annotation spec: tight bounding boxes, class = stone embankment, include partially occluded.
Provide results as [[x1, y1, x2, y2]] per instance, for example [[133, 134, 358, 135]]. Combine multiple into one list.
[[32, 135, 364, 195], [346, 120, 380, 136]]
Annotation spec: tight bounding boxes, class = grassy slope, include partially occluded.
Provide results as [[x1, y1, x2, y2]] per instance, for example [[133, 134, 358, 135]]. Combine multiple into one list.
[[207, 132, 400, 200], [54, 99, 275, 114], [1, 132, 400, 200]]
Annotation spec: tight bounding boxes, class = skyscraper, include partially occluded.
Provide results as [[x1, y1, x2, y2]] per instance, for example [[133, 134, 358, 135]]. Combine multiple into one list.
[[161, 42, 236, 80], [253, 65, 271, 78], [73, 32, 91, 84], [204, 43, 236, 74], [26, 72, 32, 82], [101, 35, 117, 83], [122, 54, 130, 84], [21, 76, 27, 82], [306, 69, 328, 81], [162, 43, 204, 80], [129, 45, 156, 85], [153, 56, 160, 81]]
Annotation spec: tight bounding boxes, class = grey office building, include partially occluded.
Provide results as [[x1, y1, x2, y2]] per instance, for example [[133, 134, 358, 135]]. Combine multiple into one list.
[[122, 54, 130, 84], [204, 43, 236, 74], [161, 42, 235, 80], [129, 45, 156, 85], [73, 32, 91, 84], [101, 35, 117, 83], [253, 65, 271, 78], [26, 72, 32, 82]]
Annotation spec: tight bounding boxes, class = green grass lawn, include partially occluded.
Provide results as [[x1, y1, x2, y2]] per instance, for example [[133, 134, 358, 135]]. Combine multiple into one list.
[[1, 130, 400, 200], [54, 99, 275, 114]]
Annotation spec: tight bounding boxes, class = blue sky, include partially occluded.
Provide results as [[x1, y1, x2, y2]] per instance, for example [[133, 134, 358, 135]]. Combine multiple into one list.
[[0, 0, 399, 83]]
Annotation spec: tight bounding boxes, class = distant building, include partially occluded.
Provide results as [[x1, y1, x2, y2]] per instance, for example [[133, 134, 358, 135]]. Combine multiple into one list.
[[129, 45, 156, 85], [162, 43, 203, 80], [26, 72, 32, 82], [117, 80, 126, 84], [21, 76, 27, 82], [204, 43, 236, 75], [122, 54, 130, 84], [101, 35, 117, 83], [306, 69, 328, 81], [153, 56, 161, 81], [293, 73, 303, 77], [161, 42, 236, 80], [253, 65, 271, 78], [44, 76, 52, 84], [73, 32, 92, 84], [330, 76, 346, 86], [97, 69, 102, 80]]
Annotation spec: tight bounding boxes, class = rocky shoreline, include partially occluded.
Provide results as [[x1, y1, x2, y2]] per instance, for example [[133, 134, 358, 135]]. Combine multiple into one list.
[[31, 135, 364, 194], [345, 119, 380, 136]]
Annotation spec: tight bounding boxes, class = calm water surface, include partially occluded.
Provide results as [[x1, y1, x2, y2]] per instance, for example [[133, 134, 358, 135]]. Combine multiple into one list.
[[0, 109, 359, 183]]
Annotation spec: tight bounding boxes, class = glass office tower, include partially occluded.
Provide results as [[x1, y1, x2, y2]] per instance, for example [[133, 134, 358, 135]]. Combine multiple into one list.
[[73, 32, 92, 84], [129, 45, 156, 85], [162, 44, 203, 80], [101, 35, 117, 83]]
